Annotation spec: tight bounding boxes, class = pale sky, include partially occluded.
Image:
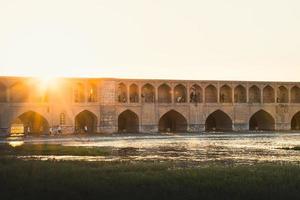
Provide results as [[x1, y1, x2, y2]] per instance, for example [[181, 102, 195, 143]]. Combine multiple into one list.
[[0, 0, 300, 81]]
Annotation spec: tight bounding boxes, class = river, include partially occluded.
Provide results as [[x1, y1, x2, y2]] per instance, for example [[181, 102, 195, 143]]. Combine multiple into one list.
[[2, 132, 300, 164]]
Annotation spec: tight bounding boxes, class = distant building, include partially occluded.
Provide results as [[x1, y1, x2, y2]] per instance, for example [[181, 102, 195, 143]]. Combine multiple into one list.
[[0, 76, 300, 135]]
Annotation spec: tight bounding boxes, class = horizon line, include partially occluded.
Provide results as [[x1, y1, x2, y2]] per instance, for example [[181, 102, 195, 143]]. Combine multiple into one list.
[[0, 75, 299, 84]]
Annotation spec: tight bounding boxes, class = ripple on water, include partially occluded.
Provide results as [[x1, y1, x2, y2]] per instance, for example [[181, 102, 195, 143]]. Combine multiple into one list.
[[2, 132, 300, 164]]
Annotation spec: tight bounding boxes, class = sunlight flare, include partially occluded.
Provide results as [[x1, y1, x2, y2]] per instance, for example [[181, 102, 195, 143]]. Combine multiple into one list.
[[35, 75, 59, 91]]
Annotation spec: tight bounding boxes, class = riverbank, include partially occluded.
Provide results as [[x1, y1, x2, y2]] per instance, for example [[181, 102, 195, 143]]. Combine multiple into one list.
[[0, 158, 300, 200], [1, 136, 300, 200]]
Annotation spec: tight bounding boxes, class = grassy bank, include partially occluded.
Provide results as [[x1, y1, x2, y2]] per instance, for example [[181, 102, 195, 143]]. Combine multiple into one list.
[[281, 146, 300, 151], [0, 158, 300, 200], [0, 144, 113, 156]]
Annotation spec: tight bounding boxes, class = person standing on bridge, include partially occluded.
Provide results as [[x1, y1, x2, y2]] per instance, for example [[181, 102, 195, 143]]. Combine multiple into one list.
[[27, 126, 31, 135], [57, 125, 62, 135]]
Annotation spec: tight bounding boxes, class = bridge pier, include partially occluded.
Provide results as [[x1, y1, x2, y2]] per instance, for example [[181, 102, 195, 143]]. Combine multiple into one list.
[[233, 123, 248, 131], [275, 123, 291, 131]]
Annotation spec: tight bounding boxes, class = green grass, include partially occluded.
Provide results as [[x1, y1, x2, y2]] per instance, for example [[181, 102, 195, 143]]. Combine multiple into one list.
[[0, 144, 113, 156], [1, 144, 300, 199], [0, 158, 300, 200], [281, 146, 300, 151]]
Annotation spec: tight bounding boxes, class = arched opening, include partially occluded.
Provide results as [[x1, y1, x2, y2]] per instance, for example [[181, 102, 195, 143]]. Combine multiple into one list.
[[117, 83, 127, 103], [74, 83, 85, 103], [10, 111, 49, 134], [277, 86, 288, 103], [0, 82, 7, 102], [205, 85, 217, 103], [220, 85, 232, 103], [75, 110, 97, 134], [190, 84, 202, 103], [129, 84, 139, 103], [205, 110, 232, 131], [174, 84, 187, 103], [141, 84, 155, 103], [291, 86, 300, 103], [249, 85, 261, 103], [291, 112, 300, 130], [10, 82, 29, 103], [158, 84, 171, 103], [159, 110, 187, 132], [234, 85, 246, 103], [263, 85, 275, 103], [87, 83, 97, 102], [118, 110, 139, 133], [249, 110, 275, 131]]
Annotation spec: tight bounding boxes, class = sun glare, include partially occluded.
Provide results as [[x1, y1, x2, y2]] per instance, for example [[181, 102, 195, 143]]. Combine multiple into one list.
[[35, 75, 59, 91]]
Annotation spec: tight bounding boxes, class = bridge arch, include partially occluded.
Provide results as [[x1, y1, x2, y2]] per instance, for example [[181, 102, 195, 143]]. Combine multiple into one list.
[[234, 85, 246, 103], [159, 110, 187, 133], [220, 85, 232, 103], [10, 111, 49, 134], [205, 110, 232, 131], [129, 84, 139, 103], [277, 86, 288, 103], [118, 109, 139, 133], [291, 111, 300, 130], [249, 85, 261, 103], [249, 110, 275, 131], [205, 84, 217, 103], [142, 83, 155, 103], [158, 84, 171, 103], [117, 83, 127, 103], [74, 83, 85, 103], [291, 86, 300, 103], [263, 85, 275, 103], [75, 110, 97, 134], [87, 82, 97, 102], [174, 84, 187, 103], [190, 84, 202, 103]]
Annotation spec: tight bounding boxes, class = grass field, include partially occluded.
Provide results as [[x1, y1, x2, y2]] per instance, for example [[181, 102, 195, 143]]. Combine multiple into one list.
[[1, 144, 300, 200], [0, 143, 113, 156]]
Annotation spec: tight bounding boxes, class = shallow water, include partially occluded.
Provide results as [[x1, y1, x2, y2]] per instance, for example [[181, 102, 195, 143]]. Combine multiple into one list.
[[2, 132, 300, 164]]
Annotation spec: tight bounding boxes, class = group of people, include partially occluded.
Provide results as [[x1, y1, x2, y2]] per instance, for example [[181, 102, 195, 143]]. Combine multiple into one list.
[[219, 93, 227, 103], [190, 91, 201, 103], [130, 94, 139, 103], [22, 125, 62, 135], [23, 125, 90, 135], [75, 125, 89, 134], [176, 95, 186, 103], [49, 125, 90, 135], [119, 87, 206, 103], [49, 125, 62, 135], [141, 92, 155, 103], [50, 125, 89, 135], [118, 94, 127, 103]]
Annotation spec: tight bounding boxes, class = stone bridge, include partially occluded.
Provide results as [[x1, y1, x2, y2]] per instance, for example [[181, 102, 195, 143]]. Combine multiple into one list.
[[0, 76, 300, 134]]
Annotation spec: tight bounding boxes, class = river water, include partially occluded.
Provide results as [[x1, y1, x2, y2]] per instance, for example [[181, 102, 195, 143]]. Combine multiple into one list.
[[2, 132, 300, 165]]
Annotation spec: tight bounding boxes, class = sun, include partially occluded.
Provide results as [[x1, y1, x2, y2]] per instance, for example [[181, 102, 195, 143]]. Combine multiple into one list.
[[35, 75, 59, 91]]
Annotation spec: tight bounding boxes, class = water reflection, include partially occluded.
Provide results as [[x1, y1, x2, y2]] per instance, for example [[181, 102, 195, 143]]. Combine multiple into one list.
[[8, 141, 24, 147], [6, 134, 25, 147], [2, 132, 300, 164]]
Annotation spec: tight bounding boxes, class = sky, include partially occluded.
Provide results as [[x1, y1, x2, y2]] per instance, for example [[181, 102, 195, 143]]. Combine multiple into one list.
[[0, 0, 300, 81]]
